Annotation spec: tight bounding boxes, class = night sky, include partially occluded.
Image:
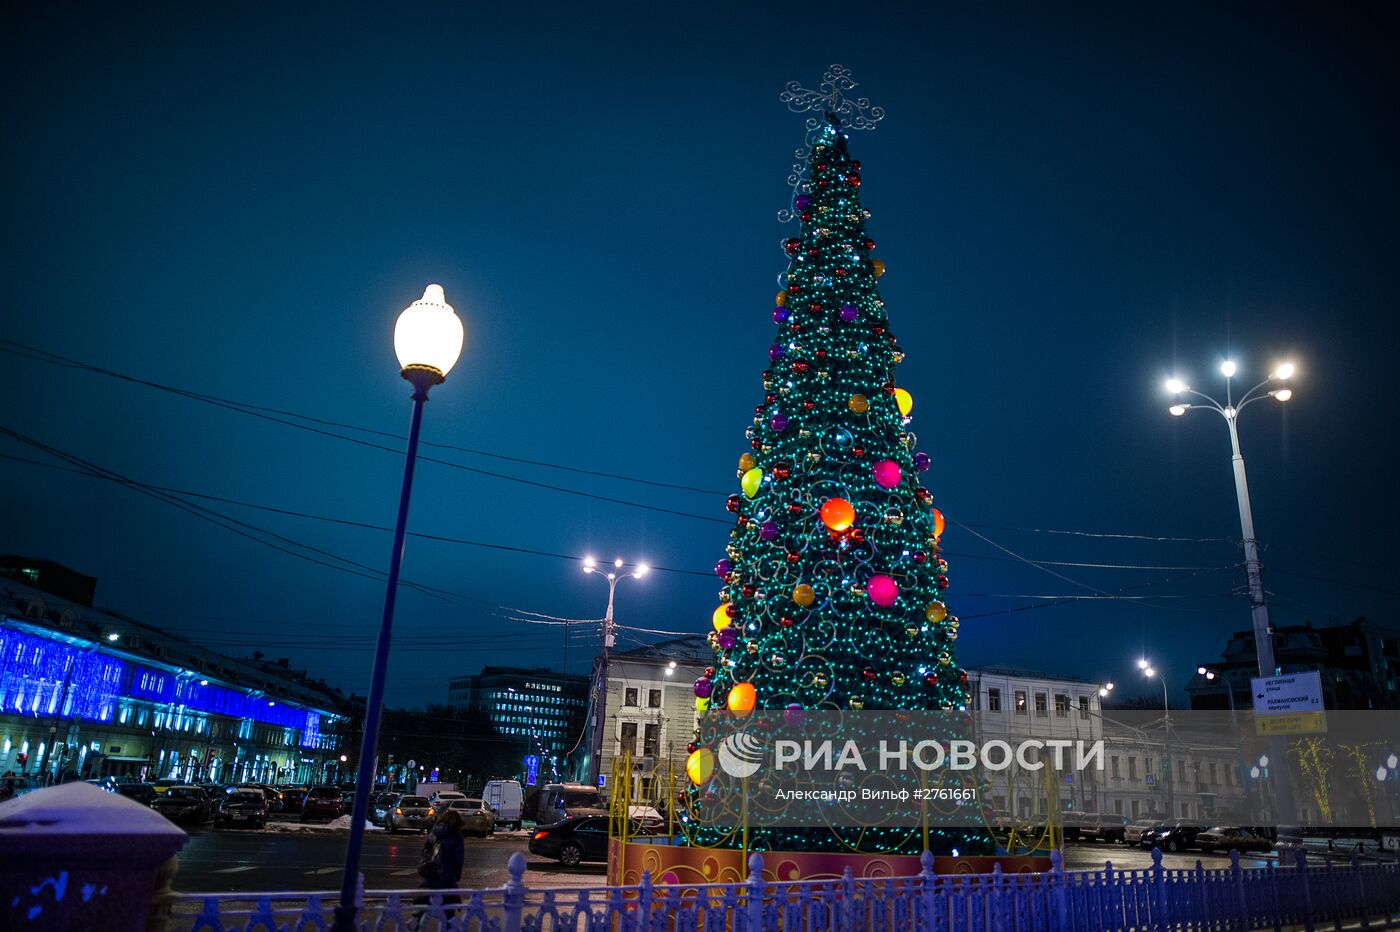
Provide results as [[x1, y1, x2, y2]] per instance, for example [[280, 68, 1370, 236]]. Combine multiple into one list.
[[3, 4, 1396, 709]]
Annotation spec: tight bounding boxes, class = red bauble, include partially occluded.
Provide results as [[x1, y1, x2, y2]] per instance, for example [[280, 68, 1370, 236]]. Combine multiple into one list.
[[912, 551, 927, 564], [872, 325, 886, 336], [704, 667, 716, 678], [864, 237, 876, 251], [750, 439, 762, 450], [783, 238, 800, 255], [779, 615, 796, 628], [741, 584, 756, 598], [852, 160, 862, 171], [834, 267, 848, 277], [726, 495, 742, 513], [817, 179, 829, 188], [788, 282, 803, 294], [736, 515, 749, 527], [808, 301, 822, 312], [882, 382, 897, 395], [847, 174, 861, 187], [936, 575, 950, 589], [773, 462, 792, 480], [924, 673, 940, 687], [914, 487, 933, 504], [787, 503, 804, 515], [800, 211, 813, 222], [863, 667, 877, 680], [792, 360, 810, 374], [802, 401, 815, 410], [815, 162, 828, 171], [849, 527, 866, 543], [852, 445, 865, 458], [815, 349, 828, 360], [959, 670, 970, 684], [807, 247, 820, 257], [788, 323, 802, 333], [786, 549, 801, 563]]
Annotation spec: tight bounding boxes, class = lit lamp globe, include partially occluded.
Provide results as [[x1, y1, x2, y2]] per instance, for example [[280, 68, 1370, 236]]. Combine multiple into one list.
[[394, 284, 464, 384]]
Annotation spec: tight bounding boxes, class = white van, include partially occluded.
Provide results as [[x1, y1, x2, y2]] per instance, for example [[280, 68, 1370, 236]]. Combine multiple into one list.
[[483, 779, 524, 829]]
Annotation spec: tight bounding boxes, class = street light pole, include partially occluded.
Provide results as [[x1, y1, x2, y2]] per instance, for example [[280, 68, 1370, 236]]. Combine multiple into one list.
[[333, 285, 464, 932], [583, 557, 647, 787], [1138, 660, 1173, 820], [1164, 358, 1299, 841]]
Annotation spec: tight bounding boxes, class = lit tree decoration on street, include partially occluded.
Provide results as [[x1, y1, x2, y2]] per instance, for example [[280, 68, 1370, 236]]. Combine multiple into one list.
[[686, 68, 991, 855]]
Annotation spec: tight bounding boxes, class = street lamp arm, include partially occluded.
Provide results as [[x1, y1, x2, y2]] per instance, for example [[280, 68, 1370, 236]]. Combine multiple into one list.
[[1182, 389, 1226, 413]]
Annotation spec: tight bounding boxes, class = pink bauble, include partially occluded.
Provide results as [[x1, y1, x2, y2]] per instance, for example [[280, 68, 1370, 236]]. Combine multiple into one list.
[[867, 574, 899, 607], [872, 459, 902, 489]]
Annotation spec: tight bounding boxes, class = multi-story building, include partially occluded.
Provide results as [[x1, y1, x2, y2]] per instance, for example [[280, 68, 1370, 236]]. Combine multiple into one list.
[[587, 635, 713, 800], [0, 558, 350, 786], [446, 666, 588, 785], [1188, 618, 1400, 712]]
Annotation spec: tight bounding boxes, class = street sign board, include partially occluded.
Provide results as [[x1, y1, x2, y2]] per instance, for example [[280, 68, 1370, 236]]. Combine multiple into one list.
[[1252, 671, 1323, 715], [1255, 712, 1327, 736], [524, 754, 540, 786]]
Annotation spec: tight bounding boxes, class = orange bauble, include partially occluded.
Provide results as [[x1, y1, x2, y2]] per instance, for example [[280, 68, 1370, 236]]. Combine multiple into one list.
[[727, 681, 757, 715], [820, 497, 856, 532], [931, 507, 946, 539]]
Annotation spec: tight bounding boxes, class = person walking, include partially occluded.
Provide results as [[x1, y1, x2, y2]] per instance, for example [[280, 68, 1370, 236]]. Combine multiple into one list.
[[417, 808, 465, 907]]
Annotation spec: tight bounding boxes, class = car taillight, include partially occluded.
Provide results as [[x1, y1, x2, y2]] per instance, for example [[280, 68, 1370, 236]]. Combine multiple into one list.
[[533, 830, 549, 840], [396, 807, 403, 814]]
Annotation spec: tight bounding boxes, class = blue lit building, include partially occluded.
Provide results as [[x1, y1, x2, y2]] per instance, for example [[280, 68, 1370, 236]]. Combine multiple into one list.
[[0, 558, 350, 785]]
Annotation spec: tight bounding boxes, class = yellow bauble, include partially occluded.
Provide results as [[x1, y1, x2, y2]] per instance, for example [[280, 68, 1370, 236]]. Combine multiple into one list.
[[848, 394, 870, 415], [792, 584, 816, 607], [872, 258, 886, 277], [686, 748, 715, 785], [727, 681, 757, 715], [775, 290, 788, 306], [925, 601, 948, 624], [741, 467, 763, 498], [712, 605, 732, 631], [894, 388, 914, 417], [738, 453, 757, 472], [696, 696, 710, 713]]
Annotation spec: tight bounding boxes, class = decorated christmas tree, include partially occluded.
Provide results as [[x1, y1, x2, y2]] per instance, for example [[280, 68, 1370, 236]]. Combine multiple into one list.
[[687, 68, 992, 856]]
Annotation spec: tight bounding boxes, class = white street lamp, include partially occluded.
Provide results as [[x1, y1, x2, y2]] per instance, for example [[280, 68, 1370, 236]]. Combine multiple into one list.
[[583, 555, 648, 785], [335, 284, 464, 932], [1157, 354, 1299, 842]]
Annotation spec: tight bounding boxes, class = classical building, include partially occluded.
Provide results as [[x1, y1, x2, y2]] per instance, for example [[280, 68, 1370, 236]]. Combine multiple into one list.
[[446, 666, 588, 785], [586, 635, 713, 800], [0, 558, 350, 786], [1188, 618, 1400, 712]]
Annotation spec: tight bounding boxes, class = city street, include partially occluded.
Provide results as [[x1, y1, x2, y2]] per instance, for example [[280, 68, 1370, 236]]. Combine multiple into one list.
[[168, 824, 1271, 894], [171, 825, 604, 893]]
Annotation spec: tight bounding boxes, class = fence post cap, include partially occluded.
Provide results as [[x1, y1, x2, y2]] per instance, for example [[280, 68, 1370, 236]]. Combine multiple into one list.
[[919, 850, 934, 874], [1152, 847, 1163, 867], [1229, 849, 1240, 869], [747, 852, 764, 879], [507, 851, 527, 880]]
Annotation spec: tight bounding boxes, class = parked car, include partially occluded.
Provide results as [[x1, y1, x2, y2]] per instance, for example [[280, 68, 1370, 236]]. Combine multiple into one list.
[[1080, 815, 1130, 844], [116, 783, 158, 805], [301, 785, 347, 822], [529, 815, 613, 866], [1124, 821, 1168, 846], [150, 785, 212, 824], [1196, 826, 1273, 854], [1142, 824, 1207, 852], [84, 777, 119, 793], [483, 780, 524, 830], [151, 778, 182, 795], [627, 805, 666, 833], [370, 792, 395, 825], [442, 798, 496, 836], [527, 783, 606, 826], [429, 791, 466, 814], [216, 788, 269, 829], [236, 783, 284, 813], [386, 795, 432, 832], [279, 786, 308, 811]]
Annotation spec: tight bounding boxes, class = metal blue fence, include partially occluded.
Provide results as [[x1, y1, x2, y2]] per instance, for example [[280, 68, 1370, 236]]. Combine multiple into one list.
[[156, 847, 1400, 932]]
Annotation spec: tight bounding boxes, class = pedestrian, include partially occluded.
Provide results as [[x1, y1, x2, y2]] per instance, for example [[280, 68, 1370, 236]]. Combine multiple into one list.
[[417, 808, 465, 909]]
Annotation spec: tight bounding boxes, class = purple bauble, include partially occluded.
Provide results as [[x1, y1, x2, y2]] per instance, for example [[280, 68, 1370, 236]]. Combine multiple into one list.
[[913, 452, 932, 472], [715, 558, 733, 578], [772, 307, 790, 324], [694, 678, 714, 699], [839, 303, 859, 322], [717, 628, 739, 650], [794, 193, 812, 211], [759, 520, 779, 541], [770, 412, 789, 432], [784, 703, 805, 726], [769, 343, 786, 363]]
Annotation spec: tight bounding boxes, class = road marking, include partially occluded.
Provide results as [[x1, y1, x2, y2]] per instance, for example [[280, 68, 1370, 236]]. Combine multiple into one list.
[[305, 867, 341, 874], [213, 866, 259, 873], [391, 868, 419, 876]]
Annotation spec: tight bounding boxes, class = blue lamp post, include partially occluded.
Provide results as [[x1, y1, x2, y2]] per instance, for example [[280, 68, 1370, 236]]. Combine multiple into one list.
[[333, 285, 464, 931]]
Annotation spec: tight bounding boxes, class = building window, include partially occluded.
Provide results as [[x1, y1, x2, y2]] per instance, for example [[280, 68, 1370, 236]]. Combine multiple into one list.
[[1178, 759, 1187, 783], [1054, 694, 1069, 717], [647, 689, 661, 709], [1034, 693, 1048, 717], [1078, 696, 1089, 719], [618, 722, 637, 755], [643, 723, 659, 757], [1014, 690, 1027, 714], [624, 688, 638, 707], [987, 688, 1001, 712], [1128, 757, 1137, 780], [1111, 756, 1120, 779]]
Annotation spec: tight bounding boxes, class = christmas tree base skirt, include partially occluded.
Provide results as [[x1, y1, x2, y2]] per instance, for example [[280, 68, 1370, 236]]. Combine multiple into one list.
[[608, 839, 1051, 886]]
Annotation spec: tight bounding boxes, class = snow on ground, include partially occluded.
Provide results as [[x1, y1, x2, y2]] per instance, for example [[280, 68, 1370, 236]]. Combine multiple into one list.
[[263, 816, 380, 833]]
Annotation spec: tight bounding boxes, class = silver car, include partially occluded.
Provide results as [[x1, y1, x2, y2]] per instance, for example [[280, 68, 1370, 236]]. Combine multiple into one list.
[[385, 795, 432, 833], [445, 798, 496, 837]]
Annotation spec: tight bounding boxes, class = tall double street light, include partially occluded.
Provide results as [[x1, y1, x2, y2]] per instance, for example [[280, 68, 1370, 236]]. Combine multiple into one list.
[[583, 556, 648, 786], [1137, 658, 1173, 819], [333, 285, 464, 932], [1162, 357, 1299, 842]]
